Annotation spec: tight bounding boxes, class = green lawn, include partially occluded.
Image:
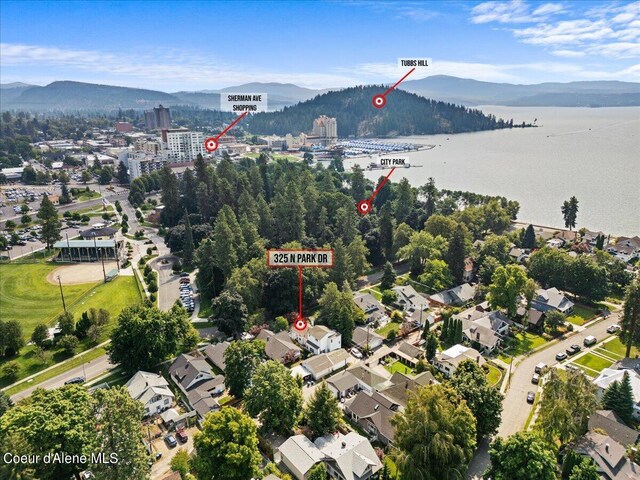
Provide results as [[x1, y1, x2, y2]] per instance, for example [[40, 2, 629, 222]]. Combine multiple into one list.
[[571, 353, 613, 374], [0, 274, 142, 389], [0, 263, 96, 337], [485, 364, 503, 388], [566, 304, 597, 326], [599, 337, 639, 358], [385, 360, 414, 375], [499, 332, 548, 363], [360, 287, 382, 301], [198, 295, 212, 318], [375, 322, 399, 338]]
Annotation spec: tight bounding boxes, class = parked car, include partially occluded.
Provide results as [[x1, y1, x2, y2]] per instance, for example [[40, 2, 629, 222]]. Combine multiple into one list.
[[64, 376, 85, 385], [164, 435, 177, 448], [566, 345, 581, 356], [180, 272, 189, 277], [350, 347, 363, 359], [531, 373, 540, 384], [527, 391, 535, 404], [534, 362, 547, 374], [555, 352, 567, 361], [584, 335, 597, 347], [607, 324, 621, 334], [176, 429, 188, 443]]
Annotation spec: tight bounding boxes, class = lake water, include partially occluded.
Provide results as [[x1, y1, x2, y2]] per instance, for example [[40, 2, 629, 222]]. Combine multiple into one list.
[[344, 106, 640, 236]]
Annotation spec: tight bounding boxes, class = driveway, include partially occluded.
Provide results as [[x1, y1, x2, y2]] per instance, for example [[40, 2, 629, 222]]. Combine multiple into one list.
[[150, 425, 198, 479], [149, 255, 181, 312]]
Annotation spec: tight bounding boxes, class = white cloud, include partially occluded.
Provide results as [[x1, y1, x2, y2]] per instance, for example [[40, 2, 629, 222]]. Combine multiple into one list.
[[0, 43, 355, 89], [473, 0, 640, 60]]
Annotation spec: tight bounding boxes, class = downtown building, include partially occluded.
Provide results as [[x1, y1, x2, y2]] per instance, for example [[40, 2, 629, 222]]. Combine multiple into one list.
[[312, 115, 338, 139], [144, 104, 172, 130]]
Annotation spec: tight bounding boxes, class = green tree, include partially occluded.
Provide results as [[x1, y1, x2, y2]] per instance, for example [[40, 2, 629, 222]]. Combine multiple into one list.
[[223, 340, 264, 398], [109, 304, 197, 373], [0, 385, 95, 479], [545, 310, 566, 334], [486, 432, 557, 480], [30, 323, 49, 348], [347, 236, 371, 277], [535, 368, 599, 445], [1, 361, 20, 380], [160, 167, 181, 227], [523, 278, 539, 310], [317, 282, 363, 344], [447, 223, 468, 284], [424, 331, 439, 361], [57, 311, 75, 336], [37, 195, 61, 249], [522, 224, 536, 249], [379, 203, 394, 261], [274, 316, 289, 333], [350, 164, 367, 201], [398, 231, 447, 276], [211, 205, 246, 278], [380, 261, 396, 290], [57, 334, 79, 354], [272, 181, 305, 244], [307, 463, 328, 480], [528, 247, 571, 289], [192, 408, 261, 480], [391, 384, 476, 480], [90, 387, 150, 480], [489, 265, 528, 317], [304, 382, 342, 438], [245, 360, 303, 434], [212, 289, 248, 338], [568, 255, 609, 301], [381, 289, 397, 305], [478, 255, 501, 285], [330, 238, 355, 287], [479, 234, 511, 265], [620, 279, 640, 358], [561, 196, 579, 231], [394, 178, 415, 224], [568, 458, 599, 480], [0, 320, 25, 357], [450, 359, 503, 438], [0, 391, 13, 417], [418, 258, 454, 292], [171, 448, 190, 479], [182, 209, 195, 268], [602, 371, 635, 425], [81, 170, 92, 184]]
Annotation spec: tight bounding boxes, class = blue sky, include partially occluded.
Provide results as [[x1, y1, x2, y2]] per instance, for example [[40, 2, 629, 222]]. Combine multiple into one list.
[[1, 0, 638, 90]]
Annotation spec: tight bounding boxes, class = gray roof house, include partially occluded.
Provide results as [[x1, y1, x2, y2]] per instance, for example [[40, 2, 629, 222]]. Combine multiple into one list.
[[454, 306, 512, 354], [275, 432, 382, 480], [588, 410, 640, 447], [531, 287, 575, 314], [256, 329, 301, 364], [353, 293, 388, 324], [125, 371, 174, 417], [344, 391, 399, 445], [169, 354, 225, 397], [202, 341, 230, 372], [326, 370, 360, 399], [392, 285, 429, 312], [429, 283, 477, 307], [571, 432, 640, 480], [351, 326, 384, 351]]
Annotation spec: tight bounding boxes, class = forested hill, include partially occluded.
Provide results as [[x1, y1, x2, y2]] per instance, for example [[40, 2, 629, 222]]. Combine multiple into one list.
[[245, 85, 520, 137]]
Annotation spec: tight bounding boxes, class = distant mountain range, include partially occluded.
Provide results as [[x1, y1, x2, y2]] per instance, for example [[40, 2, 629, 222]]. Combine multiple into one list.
[[1, 76, 639, 112]]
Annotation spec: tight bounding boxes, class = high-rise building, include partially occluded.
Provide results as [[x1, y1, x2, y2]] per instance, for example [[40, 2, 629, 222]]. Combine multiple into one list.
[[312, 115, 337, 138], [144, 104, 172, 130], [164, 129, 205, 162]]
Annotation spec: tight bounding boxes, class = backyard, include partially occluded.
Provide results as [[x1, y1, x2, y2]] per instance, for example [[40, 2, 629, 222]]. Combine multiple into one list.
[[376, 322, 400, 339], [566, 304, 598, 326], [385, 360, 414, 375]]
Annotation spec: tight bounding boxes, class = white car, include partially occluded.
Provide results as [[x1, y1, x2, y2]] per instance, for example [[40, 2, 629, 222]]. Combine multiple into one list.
[[350, 347, 363, 359], [607, 324, 621, 334]]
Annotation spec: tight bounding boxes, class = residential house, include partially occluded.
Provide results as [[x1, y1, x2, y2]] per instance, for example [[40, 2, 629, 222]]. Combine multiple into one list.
[[202, 341, 229, 372], [301, 349, 350, 380], [428, 283, 477, 308], [593, 368, 640, 420], [454, 306, 512, 354], [392, 285, 429, 313], [347, 363, 392, 394], [353, 293, 389, 325], [508, 247, 529, 264], [125, 371, 174, 417], [583, 230, 607, 248], [547, 238, 565, 249], [275, 432, 382, 480], [351, 326, 384, 352], [462, 257, 476, 283], [386, 341, 423, 368], [344, 391, 399, 445], [305, 325, 342, 354], [188, 390, 221, 424], [326, 370, 361, 399], [531, 287, 575, 314], [378, 371, 438, 408], [607, 236, 640, 263], [433, 344, 486, 378], [169, 354, 224, 396], [570, 432, 639, 480], [588, 410, 640, 447], [257, 329, 302, 364]]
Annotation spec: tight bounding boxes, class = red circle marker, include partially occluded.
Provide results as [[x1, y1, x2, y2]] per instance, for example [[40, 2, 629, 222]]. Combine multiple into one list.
[[204, 137, 219, 152], [293, 315, 307, 332], [372, 94, 386, 109], [357, 199, 372, 215]]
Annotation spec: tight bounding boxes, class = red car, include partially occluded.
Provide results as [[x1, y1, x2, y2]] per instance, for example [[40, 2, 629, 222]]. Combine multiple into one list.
[[176, 429, 188, 443]]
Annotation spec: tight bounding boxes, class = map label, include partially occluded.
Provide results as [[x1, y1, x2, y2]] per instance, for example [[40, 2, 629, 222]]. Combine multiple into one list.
[[397, 58, 431, 69], [267, 249, 334, 268], [220, 93, 268, 112]]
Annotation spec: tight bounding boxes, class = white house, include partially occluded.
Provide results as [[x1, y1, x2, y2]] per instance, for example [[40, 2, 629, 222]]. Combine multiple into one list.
[[169, 354, 225, 396], [353, 292, 389, 325], [531, 287, 574, 314], [392, 285, 429, 312], [302, 349, 350, 380], [275, 432, 382, 480], [607, 236, 640, 263], [125, 371, 174, 417], [593, 368, 640, 420], [305, 325, 342, 354], [433, 344, 486, 378]]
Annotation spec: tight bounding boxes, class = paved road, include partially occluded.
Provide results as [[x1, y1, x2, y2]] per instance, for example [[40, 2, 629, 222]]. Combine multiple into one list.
[[497, 313, 619, 438], [149, 255, 181, 311], [356, 261, 411, 288], [10, 353, 114, 403]]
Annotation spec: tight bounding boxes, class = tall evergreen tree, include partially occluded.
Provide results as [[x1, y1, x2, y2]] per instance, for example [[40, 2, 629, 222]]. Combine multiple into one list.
[[561, 196, 579, 231], [372, 175, 392, 210], [330, 239, 354, 287], [347, 236, 370, 277], [272, 181, 305, 244], [37, 195, 61, 249], [304, 382, 342, 438], [447, 223, 467, 285], [182, 209, 194, 268], [394, 178, 414, 224], [159, 167, 181, 227], [380, 261, 396, 290], [621, 279, 640, 358], [350, 164, 367, 201], [522, 224, 536, 249], [181, 168, 198, 214], [603, 372, 634, 425], [379, 203, 394, 261]]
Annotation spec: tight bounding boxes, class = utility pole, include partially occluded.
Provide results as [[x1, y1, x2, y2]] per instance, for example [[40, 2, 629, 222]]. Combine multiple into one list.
[[56, 275, 67, 312]]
